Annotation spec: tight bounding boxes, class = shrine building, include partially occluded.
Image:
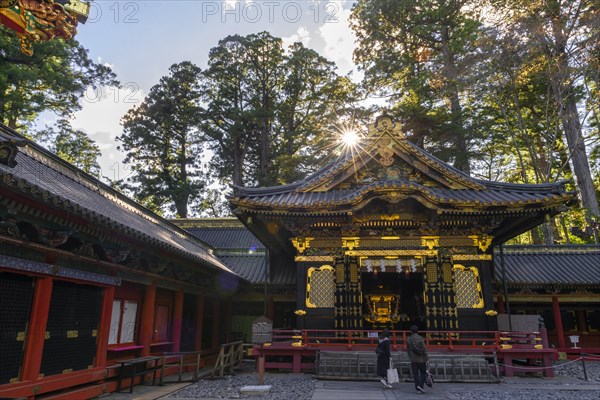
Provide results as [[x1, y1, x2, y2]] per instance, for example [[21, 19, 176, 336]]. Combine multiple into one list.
[[226, 115, 576, 334]]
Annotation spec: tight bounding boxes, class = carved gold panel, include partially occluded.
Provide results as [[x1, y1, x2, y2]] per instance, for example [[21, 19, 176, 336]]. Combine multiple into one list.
[[453, 265, 484, 308], [306, 265, 335, 308]]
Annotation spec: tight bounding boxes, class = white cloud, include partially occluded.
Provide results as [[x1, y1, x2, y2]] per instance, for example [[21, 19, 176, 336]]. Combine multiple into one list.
[[282, 26, 311, 48], [71, 85, 145, 181], [317, 8, 357, 76]]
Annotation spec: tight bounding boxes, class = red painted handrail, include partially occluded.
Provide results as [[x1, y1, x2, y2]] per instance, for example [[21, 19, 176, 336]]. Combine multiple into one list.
[[270, 329, 548, 351]]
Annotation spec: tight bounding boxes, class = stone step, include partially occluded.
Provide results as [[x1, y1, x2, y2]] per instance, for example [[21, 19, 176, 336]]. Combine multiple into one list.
[[316, 351, 499, 383]]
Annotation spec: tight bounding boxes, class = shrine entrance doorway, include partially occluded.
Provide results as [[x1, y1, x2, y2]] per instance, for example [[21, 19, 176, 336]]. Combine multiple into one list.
[[361, 270, 425, 331]]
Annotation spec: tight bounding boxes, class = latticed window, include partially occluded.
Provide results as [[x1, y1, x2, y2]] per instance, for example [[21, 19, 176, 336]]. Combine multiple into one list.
[[453, 265, 484, 308], [587, 310, 600, 331], [306, 265, 335, 308]]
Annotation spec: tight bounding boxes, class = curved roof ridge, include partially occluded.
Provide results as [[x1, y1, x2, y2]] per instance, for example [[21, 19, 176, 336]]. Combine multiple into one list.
[[476, 178, 570, 192]]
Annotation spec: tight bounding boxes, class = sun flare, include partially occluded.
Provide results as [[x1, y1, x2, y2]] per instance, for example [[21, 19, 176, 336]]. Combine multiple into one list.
[[341, 128, 359, 147]]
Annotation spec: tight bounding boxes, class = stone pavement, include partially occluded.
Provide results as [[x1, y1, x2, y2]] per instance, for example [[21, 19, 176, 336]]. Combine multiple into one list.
[[100, 376, 600, 400], [311, 378, 600, 400]]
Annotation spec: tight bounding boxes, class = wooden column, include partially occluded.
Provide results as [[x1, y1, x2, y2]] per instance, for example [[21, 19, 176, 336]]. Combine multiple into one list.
[[576, 309, 587, 333], [194, 293, 205, 351], [552, 296, 565, 348], [211, 298, 220, 349], [95, 286, 115, 367], [225, 299, 233, 343], [22, 277, 53, 381], [496, 295, 506, 314], [139, 282, 156, 356], [171, 288, 184, 352], [267, 295, 274, 321]]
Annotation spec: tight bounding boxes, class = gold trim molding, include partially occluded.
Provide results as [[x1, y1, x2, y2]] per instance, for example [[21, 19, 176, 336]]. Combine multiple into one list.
[[291, 237, 314, 254], [295, 255, 335, 262], [421, 236, 439, 250], [341, 236, 360, 250], [346, 249, 437, 257], [469, 235, 493, 252], [452, 254, 492, 261]]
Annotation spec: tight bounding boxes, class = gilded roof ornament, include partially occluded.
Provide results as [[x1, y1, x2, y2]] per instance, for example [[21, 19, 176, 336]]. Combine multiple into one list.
[[0, 0, 90, 55], [370, 115, 405, 139]]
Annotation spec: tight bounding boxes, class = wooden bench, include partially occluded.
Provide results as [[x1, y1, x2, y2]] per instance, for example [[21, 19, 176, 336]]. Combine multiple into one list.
[[160, 351, 202, 383], [116, 356, 162, 393]]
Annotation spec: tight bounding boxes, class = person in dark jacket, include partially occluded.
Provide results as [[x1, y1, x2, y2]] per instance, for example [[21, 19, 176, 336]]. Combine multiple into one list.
[[375, 328, 393, 389], [407, 325, 428, 393]]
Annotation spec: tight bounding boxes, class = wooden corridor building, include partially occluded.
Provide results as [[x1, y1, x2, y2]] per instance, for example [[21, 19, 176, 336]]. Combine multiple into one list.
[[0, 124, 244, 399]]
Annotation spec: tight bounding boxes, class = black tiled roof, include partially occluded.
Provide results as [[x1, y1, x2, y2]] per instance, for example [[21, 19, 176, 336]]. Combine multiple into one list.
[[231, 182, 568, 209], [230, 121, 572, 210], [0, 124, 236, 276], [493, 245, 600, 286], [216, 254, 295, 286], [176, 220, 295, 286], [218, 254, 267, 283], [186, 227, 264, 250]]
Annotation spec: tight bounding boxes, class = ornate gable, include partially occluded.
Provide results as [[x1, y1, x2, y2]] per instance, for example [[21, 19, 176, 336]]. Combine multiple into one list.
[[299, 115, 484, 193]]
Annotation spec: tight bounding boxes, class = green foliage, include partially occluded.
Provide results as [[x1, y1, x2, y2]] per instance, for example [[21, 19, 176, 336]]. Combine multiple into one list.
[[202, 32, 363, 187], [191, 187, 233, 218], [0, 26, 118, 131], [350, 0, 483, 173], [34, 119, 102, 176], [117, 62, 205, 218]]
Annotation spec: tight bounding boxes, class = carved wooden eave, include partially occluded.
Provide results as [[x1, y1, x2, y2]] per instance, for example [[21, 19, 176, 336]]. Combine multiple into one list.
[[230, 115, 575, 252]]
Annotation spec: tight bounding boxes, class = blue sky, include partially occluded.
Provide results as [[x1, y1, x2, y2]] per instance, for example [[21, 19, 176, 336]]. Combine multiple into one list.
[[56, 0, 360, 182]]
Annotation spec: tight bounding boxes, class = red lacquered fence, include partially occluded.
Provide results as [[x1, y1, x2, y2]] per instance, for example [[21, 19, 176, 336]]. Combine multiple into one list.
[[268, 329, 547, 352]]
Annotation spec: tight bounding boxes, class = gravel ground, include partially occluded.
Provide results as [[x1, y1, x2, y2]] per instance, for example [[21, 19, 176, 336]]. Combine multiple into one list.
[[167, 361, 600, 400], [168, 373, 316, 400], [555, 359, 600, 383], [450, 389, 600, 400]]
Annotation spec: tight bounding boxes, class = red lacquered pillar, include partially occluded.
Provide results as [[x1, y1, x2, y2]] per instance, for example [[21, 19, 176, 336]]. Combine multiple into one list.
[[171, 288, 184, 352], [140, 282, 156, 356], [194, 294, 205, 352], [95, 286, 115, 367], [22, 277, 53, 381], [552, 296, 565, 348], [211, 298, 220, 349]]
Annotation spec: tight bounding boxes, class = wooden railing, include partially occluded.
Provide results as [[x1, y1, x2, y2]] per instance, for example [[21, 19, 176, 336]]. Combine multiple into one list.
[[160, 351, 202, 383], [270, 329, 548, 351], [211, 341, 244, 378]]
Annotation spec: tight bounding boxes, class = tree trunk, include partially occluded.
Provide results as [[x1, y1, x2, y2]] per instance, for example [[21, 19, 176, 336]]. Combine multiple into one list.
[[542, 218, 555, 245], [233, 137, 244, 186], [259, 114, 269, 186], [441, 34, 470, 175], [547, 5, 599, 242], [174, 194, 189, 218]]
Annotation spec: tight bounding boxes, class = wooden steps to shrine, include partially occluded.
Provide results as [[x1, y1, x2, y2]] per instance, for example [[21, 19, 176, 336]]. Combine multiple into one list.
[[316, 351, 499, 383]]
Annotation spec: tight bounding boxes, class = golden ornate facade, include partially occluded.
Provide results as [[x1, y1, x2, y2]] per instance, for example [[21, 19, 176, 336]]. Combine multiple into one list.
[[230, 115, 574, 332]]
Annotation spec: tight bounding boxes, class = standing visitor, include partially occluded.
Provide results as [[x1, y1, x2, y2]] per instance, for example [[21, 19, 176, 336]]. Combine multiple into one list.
[[407, 325, 428, 393], [375, 328, 393, 389]]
